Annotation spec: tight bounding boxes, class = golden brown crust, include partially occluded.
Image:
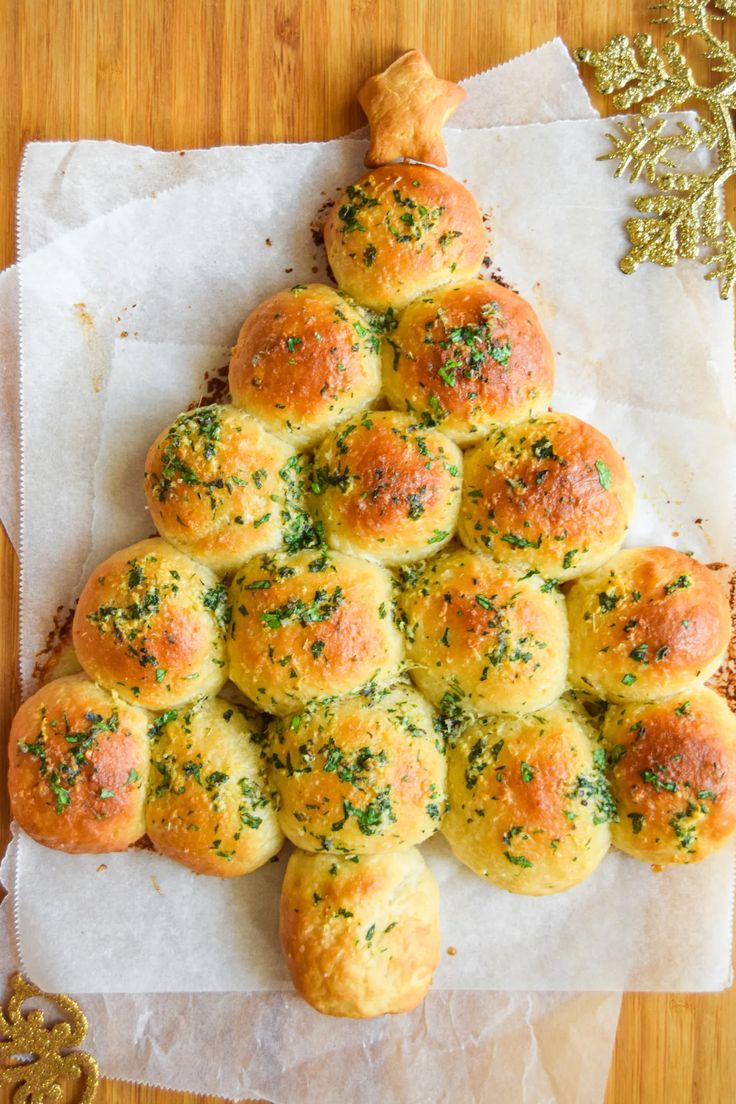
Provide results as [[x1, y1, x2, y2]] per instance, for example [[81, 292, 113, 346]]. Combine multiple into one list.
[[229, 284, 381, 448], [9, 674, 149, 853], [72, 538, 229, 710], [567, 548, 731, 702], [383, 280, 554, 446], [145, 696, 283, 876], [358, 49, 466, 168], [458, 412, 635, 577], [227, 549, 404, 714], [603, 689, 736, 864], [399, 549, 569, 715], [269, 685, 447, 853], [324, 165, 485, 312], [279, 848, 440, 1017], [144, 404, 295, 573], [442, 701, 612, 894], [310, 410, 462, 564]]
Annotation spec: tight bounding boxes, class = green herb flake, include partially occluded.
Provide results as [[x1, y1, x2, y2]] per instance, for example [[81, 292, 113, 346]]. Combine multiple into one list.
[[594, 459, 612, 490], [664, 574, 692, 595], [504, 851, 533, 869]]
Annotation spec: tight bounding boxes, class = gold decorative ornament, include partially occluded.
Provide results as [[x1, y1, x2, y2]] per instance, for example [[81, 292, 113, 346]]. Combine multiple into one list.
[[0, 974, 99, 1103], [576, 1, 736, 298]]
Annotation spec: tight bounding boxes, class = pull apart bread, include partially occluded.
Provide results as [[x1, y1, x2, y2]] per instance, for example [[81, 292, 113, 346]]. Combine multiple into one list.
[[9, 50, 734, 1019]]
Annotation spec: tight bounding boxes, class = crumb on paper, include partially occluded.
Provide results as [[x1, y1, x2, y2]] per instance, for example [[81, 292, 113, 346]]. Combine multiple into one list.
[[96, 863, 107, 873], [265, 238, 273, 246], [150, 875, 162, 895], [447, 946, 457, 956]]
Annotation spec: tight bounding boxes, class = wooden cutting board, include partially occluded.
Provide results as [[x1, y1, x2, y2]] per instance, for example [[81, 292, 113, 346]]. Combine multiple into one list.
[[1, 2, 734, 1102]]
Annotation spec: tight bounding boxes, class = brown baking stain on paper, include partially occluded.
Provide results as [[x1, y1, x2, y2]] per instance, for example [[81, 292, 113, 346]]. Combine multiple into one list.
[[32, 603, 80, 687], [187, 363, 231, 410], [73, 302, 106, 393]]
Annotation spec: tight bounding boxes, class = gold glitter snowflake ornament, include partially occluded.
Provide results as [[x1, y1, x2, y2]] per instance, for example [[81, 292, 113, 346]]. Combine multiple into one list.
[[0, 974, 99, 1103], [577, 1, 736, 298]]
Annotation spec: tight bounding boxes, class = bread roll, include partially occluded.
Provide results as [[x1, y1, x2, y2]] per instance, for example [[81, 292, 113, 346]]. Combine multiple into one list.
[[269, 685, 446, 853], [603, 689, 736, 864], [383, 280, 554, 446], [228, 549, 403, 714], [310, 410, 462, 564], [399, 549, 569, 716], [324, 164, 485, 311], [73, 537, 229, 710], [443, 701, 612, 893], [567, 547, 730, 702], [280, 847, 440, 1017], [458, 412, 635, 579], [144, 404, 295, 573], [9, 674, 149, 853], [229, 284, 381, 448], [145, 696, 283, 876]]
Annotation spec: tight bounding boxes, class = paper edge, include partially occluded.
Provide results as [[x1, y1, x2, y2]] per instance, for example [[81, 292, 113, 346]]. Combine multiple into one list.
[[16, 146, 29, 695], [459, 36, 598, 117]]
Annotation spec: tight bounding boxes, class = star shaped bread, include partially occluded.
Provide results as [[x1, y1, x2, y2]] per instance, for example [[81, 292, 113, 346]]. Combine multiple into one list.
[[358, 50, 466, 168]]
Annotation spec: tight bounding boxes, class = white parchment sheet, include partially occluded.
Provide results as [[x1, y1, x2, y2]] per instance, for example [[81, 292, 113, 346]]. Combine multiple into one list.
[[0, 828, 621, 1104], [15, 114, 736, 998], [0, 36, 596, 552], [6, 37, 735, 1103]]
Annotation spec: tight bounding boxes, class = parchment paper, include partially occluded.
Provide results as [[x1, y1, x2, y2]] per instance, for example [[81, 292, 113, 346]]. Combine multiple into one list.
[[15, 114, 736, 999], [0, 828, 622, 1104], [4, 39, 730, 1102], [0, 36, 596, 552]]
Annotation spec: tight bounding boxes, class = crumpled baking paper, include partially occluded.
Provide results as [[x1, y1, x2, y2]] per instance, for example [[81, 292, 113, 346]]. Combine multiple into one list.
[[5, 37, 713, 1102], [0, 36, 597, 552], [14, 113, 736, 989]]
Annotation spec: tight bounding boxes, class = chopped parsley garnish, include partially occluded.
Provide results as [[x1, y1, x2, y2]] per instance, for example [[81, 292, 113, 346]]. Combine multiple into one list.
[[504, 851, 533, 869], [594, 459, 612, 490], [501, 532, 542, 550], [664, 574, 692, 595], [203, 583, 231, 629], [427, 529, 449, 544], [598, 591, 621, 612], [261, 586, 344, 629]]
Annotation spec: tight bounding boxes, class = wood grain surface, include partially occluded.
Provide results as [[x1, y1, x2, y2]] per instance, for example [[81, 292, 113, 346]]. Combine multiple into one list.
[[1, 2, 734, 1102]]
